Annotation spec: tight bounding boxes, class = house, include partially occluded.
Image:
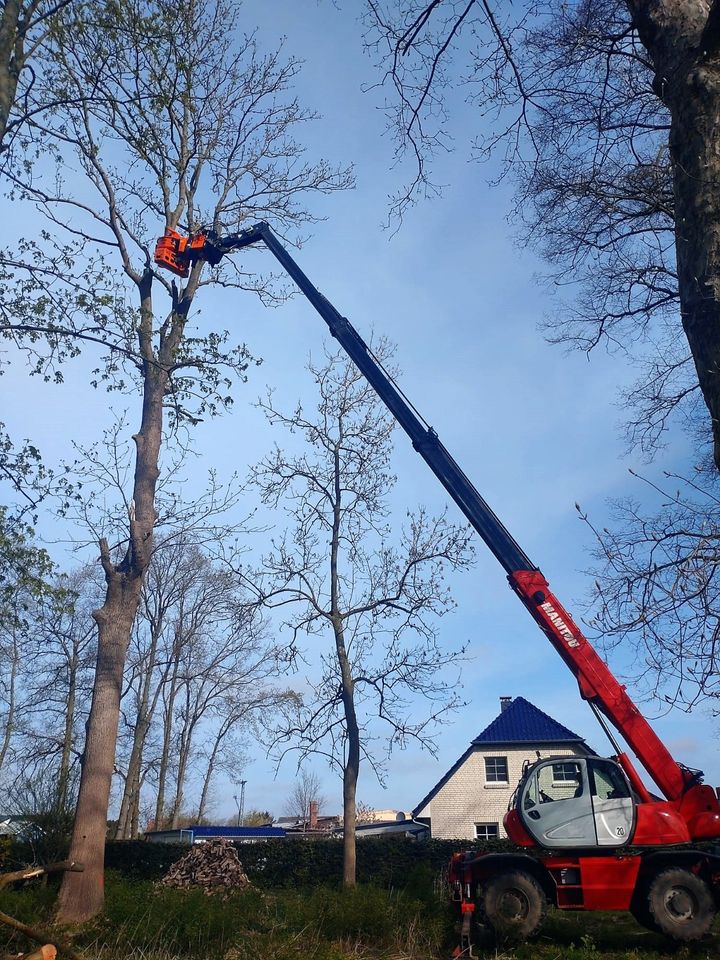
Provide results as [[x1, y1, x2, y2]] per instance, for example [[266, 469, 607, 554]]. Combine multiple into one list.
[[413, 696, 593, 840], [331, 813, 429, 840], [276, 801, 342, 836], [352, 818, 429, 840], [277, 815, 341, 836], [359, 808, 413, 822]]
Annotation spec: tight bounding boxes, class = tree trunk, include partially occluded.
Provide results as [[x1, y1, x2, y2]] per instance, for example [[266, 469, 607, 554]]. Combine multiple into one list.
[[0, 632, 18, 774], [116, 625, 162, 838], [341, 689, 359, 888], [56, 645, 78, 811], [336, 630, 359, 888], [196, 724, 225, 823], [130, 771, 144, 837], [669, 74, 720, 469], [169, 697, 196, 829], [154, 624, 183, 829], [154, 667, 177, 829], [330, 442, 359, 886], [0, 0, 22, 149], [116, 760, 140, 839], [628, 1, 720, 469], [56, 287, 165, 922], [54, 575, 142, 921]]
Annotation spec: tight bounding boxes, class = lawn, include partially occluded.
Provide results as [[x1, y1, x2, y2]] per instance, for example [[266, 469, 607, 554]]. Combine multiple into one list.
[[0, 874, 717, 960]]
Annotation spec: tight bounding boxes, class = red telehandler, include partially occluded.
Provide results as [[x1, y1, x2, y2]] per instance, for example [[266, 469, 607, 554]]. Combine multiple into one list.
[[155, 223, 720, 945]]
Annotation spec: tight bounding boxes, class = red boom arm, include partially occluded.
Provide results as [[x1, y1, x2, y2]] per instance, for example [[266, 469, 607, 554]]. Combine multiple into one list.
[[511, 569, 692, 801]]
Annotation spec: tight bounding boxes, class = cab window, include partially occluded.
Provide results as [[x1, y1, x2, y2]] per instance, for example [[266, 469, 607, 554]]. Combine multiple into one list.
[[589, 760, 631, 800], [523, 772, 539, 809], [524, 761, 583, 806], [538, 761, 582, 801]]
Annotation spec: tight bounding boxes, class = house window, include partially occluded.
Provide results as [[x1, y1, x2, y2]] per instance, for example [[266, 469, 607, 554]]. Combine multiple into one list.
[[484, 756, 508, 782], [552, 761, 580, 783], [475, 823, 499, 841]]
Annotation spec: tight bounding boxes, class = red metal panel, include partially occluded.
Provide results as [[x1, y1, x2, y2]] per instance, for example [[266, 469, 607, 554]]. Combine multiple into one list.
[[577, 856, 640, 911], [633, 803, 690, 845], [503, 808, 535, 846]]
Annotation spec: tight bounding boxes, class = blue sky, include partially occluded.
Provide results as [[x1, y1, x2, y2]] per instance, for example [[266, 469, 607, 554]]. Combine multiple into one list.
[[1, 0, 715, 821]]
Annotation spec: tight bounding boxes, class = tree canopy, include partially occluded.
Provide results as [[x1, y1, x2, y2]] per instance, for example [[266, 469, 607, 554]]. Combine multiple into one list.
[[365, 1, 720, 469]]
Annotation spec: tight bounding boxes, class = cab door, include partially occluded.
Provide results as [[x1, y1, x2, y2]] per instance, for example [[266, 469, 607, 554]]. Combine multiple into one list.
[[519, 759, 597, 848], [588, 758, 635, 846]]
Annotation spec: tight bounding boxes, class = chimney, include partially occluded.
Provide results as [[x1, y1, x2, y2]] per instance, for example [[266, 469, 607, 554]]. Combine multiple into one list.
[[500, 696, 512, 713], [308, 800, 318, 830]]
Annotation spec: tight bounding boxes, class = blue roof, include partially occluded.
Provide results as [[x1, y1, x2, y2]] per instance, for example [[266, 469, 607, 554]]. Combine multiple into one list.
[[472, 696, 584, 744], [145, 825, 286, 839]]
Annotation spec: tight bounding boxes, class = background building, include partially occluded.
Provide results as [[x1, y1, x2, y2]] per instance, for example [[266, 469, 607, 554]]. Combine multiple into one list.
[[413, 696, 593, 840]]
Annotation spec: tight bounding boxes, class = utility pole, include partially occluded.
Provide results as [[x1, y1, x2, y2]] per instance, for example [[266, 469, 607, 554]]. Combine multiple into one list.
[[238, 780, 247, 826]]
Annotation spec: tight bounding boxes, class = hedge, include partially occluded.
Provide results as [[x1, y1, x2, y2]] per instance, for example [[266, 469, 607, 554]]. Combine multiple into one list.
[[0, 834, 519, 892], [102, 836, 519, 890]]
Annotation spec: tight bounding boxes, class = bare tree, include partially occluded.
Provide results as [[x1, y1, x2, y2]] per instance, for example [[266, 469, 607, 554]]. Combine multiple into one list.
[[195, 685, 291, 824], [117, 526, 242, 839], [284, 768, 327, 827], [114, 537, 201, 840], [251, 345, 473, 885], [115, 533, 288, 835], [16, 565, 99, 811], [147, 543, 250, 830], [3, 0, 353, 922], [164, 572, 281, 830], [0, 509, 76, 792], [364, 1, 720, 470]]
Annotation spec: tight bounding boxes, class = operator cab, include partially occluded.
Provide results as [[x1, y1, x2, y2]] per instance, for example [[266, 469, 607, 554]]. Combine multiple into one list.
[[515, 757, 635, 849]]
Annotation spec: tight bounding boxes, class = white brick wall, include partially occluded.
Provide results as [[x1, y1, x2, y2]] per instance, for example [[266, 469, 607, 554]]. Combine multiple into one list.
[[416, 743, 588, 840]]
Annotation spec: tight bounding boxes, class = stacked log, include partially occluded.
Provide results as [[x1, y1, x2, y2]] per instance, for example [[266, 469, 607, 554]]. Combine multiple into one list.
[[160, 839, 251, 895]]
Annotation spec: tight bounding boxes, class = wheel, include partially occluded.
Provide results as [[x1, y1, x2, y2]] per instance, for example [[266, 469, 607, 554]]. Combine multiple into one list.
[[630, 897, 662, 934], [480, 870, 546, 941], [646, 868, 715, 941]]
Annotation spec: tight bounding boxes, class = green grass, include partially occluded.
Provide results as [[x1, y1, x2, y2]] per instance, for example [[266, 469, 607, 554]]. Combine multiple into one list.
[[0, 873, 450, 960], [473, 909, 720, 960], [0, 874, 718, 960]]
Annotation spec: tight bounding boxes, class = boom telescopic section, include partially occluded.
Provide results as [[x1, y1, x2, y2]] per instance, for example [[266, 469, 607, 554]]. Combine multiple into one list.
[[154, 222, 720, 835]]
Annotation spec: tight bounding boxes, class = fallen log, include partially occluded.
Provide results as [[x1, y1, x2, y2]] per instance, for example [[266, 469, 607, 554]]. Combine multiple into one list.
[[0, 862, 82, 891]]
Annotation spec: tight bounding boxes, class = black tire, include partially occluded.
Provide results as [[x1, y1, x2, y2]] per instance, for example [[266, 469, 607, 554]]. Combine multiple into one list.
[[646, 867, 715, 941], [630, 897, 662, 935], [480, 870, 547, 941]]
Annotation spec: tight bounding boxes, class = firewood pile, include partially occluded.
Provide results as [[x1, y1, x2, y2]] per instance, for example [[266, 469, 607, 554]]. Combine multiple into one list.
[[160, 839, 251, 894]]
